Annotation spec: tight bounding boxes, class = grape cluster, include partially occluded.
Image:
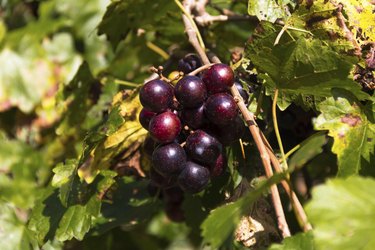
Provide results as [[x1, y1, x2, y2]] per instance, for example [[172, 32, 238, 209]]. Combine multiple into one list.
[[140, 58, 247, 220]]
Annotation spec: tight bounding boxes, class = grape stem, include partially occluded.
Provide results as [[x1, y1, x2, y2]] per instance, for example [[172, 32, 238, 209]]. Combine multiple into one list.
[[188, 63, 215, 76], [179, 0, 291, 238]]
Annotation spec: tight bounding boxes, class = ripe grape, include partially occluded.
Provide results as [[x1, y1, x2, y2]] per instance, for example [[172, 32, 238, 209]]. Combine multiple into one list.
[[209, 154, 227, 177], [202, 63, 234, 94], [175, 75, 207, 108], [216, 116, 245, 145], [205, 93, 238, 126], [177, 54, 202, 74], [185, 130, 222, 165], [152, 142, 187, 177], [164, 186, 184, 204], [234, 81, 249, 104], [149, 111, 182, 144], [181, 104, 207, 129], [139, 79, 173, 113], [165, 202, 185, 222], [139, 108, 156, 130], [178, 161, 210, 194]]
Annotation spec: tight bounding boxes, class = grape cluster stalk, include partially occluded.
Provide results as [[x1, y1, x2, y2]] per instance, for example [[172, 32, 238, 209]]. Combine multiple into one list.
[[139, 55, 249, 221]]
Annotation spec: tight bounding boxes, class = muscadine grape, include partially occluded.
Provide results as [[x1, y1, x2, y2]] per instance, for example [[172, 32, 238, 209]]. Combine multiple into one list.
[[209, 154, 227, 177], [139, 79, 173, 113], [152, 143, 187, 177], [216, 116, 245, 145], [205, 93, 238, 126], [177, 54, 202, 74], [165, 202, 185, 222], [164, 186, 184, 204], [150, 168, 176, 188], [202, 63, 234, 94], [181, 104, 207, 129], [139, 108, 156, 130], [185, 130, 222, 165], [149, 111, 181, 144], [175, 75, 207, 108], [234, 81, 249, 104], [178, 161, 210, 194]]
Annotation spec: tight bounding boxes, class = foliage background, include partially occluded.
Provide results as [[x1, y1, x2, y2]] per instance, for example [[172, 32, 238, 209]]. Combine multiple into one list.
[[0, 0, 374, 249]]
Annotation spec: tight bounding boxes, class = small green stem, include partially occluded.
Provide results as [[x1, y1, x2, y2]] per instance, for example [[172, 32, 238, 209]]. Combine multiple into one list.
[[272, 89, 288, 170], [146, 41, 169, 60], [281, 144, 301, 162], [113, 79, 139, 87], [254, 86, 264, 117]]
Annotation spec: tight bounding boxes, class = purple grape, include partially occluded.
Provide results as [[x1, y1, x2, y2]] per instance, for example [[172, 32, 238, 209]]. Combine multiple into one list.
[[185, 130, 222, 165], [149, 111, 182, 144], [202, 63, 234, 94], [139, 108, 156, 130], [177, 54, 202, 74], [178, 161, 210, 194], [152, 142, 187, 177], [205, 93, 238, 126], [181, 104, 207, 129], [140, 79, 173, 113], [175, 75, 207, 108]]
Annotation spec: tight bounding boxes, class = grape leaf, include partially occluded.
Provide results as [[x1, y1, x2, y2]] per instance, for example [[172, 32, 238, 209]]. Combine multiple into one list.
[[97, 0, 177, 48], [306, 176, 375, 250], [268, 231, 314, 250], [201, 172, 287, 248], [28, 170, 116, 244], [245, 23, 369, 109], [288, 132, 327, 170], [248, 0, 292, 22], [313, 90, 375, 177], [0, 203, 38, 250]]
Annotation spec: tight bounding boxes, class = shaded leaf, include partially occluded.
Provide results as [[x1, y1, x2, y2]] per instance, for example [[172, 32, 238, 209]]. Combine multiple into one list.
[[289, 132, 327, 170], [306, 176, 375, 250]]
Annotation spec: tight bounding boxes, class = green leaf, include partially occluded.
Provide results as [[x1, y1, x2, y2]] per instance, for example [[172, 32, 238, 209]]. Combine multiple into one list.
[[201, 172, 287, 248], [248, 0, 290, 22], [98, 0, 177, 48], [0, 139, 48, 208], [306, 176, 375, 250], [0, 203, 38, 250], [29, 171, 116, 244], [268, 231, 314, 250], [289, 132, 327, 170], [90, 178, 158, 235], [313, 90, 375, 176], [245, 23, 369, 109]]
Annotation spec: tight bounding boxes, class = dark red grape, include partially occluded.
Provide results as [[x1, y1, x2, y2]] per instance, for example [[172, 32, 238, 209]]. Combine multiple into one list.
[[209, 154, 227, 177], [175, 75, 207, 108], [205, 93, 238, 126], [216, 116, 245, 145], [139, 108, 156, 130], [139, 79, 173, 113], [178, 161, 210, 194], [142, 136, 158, 156], [234, 81, 249, 104], [149, 111, 182, 144], [181, 104, 207, 129], [177, 54, 202, 74], [152, 143, 187, 177], [202, 63, 234, 94], [185, 130, 222, 165]]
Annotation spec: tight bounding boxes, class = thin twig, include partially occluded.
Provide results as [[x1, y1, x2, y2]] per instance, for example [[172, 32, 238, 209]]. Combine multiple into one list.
[[188, 63, 215, 76], [266, 146, 313, 232]]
